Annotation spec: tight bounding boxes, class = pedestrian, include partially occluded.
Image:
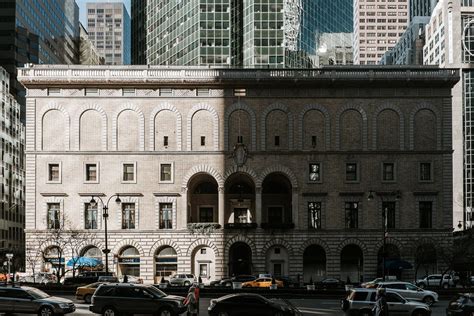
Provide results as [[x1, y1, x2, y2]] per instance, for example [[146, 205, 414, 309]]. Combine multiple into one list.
[[372, 287, 389, 316], [184, 284, 198, 316], [193, 282, 200, 315], [123, 274, 128, 283]]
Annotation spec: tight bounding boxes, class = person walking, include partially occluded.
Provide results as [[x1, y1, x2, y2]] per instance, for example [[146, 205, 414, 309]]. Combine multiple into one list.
[[372, 288, 389, 316], [123, 274, 128, 283], [185, 284, 198, 316]]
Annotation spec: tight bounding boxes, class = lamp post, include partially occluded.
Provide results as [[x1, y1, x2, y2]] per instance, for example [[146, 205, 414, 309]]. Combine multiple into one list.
[[6, 253, 13, 284], [368, 190, 401, 281], [89, 195, 121, 274]]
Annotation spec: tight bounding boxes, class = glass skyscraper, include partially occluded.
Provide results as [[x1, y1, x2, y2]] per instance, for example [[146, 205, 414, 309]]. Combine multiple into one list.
[[142, 0, 352, 67]]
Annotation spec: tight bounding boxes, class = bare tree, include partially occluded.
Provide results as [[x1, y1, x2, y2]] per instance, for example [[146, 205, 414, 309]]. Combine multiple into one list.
[[25, 246, 43, 283]]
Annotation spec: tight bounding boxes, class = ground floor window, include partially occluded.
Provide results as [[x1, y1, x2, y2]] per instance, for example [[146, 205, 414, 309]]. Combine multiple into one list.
[[155, 246, 177, 279]]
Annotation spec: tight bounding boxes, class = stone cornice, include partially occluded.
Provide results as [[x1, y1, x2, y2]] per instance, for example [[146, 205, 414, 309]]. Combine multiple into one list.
[[17, 65, 460, 88]]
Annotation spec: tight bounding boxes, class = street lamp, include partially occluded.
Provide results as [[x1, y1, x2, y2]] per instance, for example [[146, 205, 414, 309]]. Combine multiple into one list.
[[6, 253, 13, 284], [368, 190, 401, 281], [89, 194, 121, 274]]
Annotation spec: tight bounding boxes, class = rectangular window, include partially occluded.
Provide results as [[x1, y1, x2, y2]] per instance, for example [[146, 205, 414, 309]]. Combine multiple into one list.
[[311, 136, 317, 148], [48, 163, 60, 182], [85, 163, 97, 182], [163, 136, 168, 147], [199, 263, 208, 277], [122, 203, 135, 229], [274, 136, 280, 146], [309, 163, 321, 182], [419, 163, 432, 181], [234, 208, 249, 223], [122, 163, 135, 182], [419, 201, 432, 228], [345, 202, 359, 229], [47, 203, 60, 229], [199, 207, 213, 222], [273, 263, 282, 277], [382, 163, 395, 181], [159, 203, 173, 229], [382, 201, 396, 229], [160, 163, 172, 182], [308, 202, 321, 229], [268, 206, 283, 224], [201, 136, 206, 146], [346, 163, 358, 182], [84, 203, 98, 229]]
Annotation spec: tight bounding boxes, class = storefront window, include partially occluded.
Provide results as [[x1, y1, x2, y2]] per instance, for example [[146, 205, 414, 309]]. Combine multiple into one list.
[[118, 246, 140, 277]]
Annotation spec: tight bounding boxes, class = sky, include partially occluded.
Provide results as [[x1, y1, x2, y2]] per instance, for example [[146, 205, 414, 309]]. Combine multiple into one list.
[[75, 0, 131, 27]]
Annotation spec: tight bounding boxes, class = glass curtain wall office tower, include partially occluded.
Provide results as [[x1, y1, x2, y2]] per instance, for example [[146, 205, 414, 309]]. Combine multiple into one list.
[[143, 0, 352, 67]]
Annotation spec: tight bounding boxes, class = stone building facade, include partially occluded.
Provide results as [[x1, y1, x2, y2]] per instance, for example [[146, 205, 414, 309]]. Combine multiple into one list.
[[18, 65, 458, 284]]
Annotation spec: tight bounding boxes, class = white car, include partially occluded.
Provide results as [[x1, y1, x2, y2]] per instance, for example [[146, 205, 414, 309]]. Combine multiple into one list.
[[19, 272, 57, 284], [416, 274, 455, 289], [378, 281, 438, 305]]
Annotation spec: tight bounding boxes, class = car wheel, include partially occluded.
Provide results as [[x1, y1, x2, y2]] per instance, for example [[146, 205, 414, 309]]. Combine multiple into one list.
[[102, 306, 119, 316], [359, 309, 372, 316], [158, 307, 173, 316], [38, 306, 54, 316], [184, 281, 191, 286], [84, 294, 92, 304], [422, 296, 434, 306]]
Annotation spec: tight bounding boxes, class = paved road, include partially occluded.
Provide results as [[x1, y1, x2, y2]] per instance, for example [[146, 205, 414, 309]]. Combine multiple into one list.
[[11, 296, 450, 316]]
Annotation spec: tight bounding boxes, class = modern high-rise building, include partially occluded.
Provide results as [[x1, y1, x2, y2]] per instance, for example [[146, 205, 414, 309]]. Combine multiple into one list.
[[131, 0, 146, 65], [0, 67, 25, 269], [353, 0, 409, 65], [86, 2, 131, 65], [141, 0, 352, 67], [0, 0, 80, 119], [409, 0, 438, 21], [423, 0, 474, 231]]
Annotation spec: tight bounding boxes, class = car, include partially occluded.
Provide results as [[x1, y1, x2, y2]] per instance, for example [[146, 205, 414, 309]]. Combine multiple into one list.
[[75, 282, 108, 304], [242, 277, 284, 288], [89, 283, 186, 316], [446, 293, 474, 315], [0, 285, 76, 315], [213, 275, 257, 287], [361, 278, 383, 288], [278, 276, 300, 288], [98, 276, 119, 282], [341, 288, 431, 316], [19, 272, 57, 284], [119, 275, 141, 284], [317, 278, 345, 289], [168, 273, 196, 287], [64, 271, 114, 285], [377, 281, 438, 305], [416, 274, 455, 289], [208, 293, 302, 316]]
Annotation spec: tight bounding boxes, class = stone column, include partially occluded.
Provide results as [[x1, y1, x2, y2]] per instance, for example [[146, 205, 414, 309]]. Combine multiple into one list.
[[256, 187, 262, 227], [292, 188, 299, 229], [218, 186, 225, 227], [179, 187, 188, 230]]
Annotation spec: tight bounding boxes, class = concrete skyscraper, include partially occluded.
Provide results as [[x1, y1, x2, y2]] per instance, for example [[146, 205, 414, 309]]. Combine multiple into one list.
[[86, 2, 131, 65], [137, 0, 352, 68], [353, 0, 409, 65]]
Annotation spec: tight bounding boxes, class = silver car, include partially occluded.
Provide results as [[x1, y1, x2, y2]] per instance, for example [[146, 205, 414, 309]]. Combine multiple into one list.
[[341, 288, 431, 316], [169, 273, 196, 287], [0, 286, 75, 315], [378, 281, 438, 305]]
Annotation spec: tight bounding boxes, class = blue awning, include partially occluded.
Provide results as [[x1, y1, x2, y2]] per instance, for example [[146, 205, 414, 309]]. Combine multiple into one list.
[[66, 256, 102, 267]]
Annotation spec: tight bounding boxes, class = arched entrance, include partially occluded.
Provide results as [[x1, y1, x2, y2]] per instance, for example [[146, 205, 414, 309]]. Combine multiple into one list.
[[43, 246, 64, 276], [118, 246, 140, 277], [303, 245, 326, 283], [229, 242, 252, 276], [377, 244, 401, 279], [81, 246, 102, 261], [262, 173, 292, 227], [265, 246, 288, 278], [191, 245, 215, 282], [154, 246, 178, 283], [414, 243, 437, 279], [341, 244, 363, 283], [225, 173, 255, 227], [188, 174, 218, 223]]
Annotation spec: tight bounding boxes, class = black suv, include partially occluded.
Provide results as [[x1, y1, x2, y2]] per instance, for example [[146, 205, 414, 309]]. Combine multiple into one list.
[[89, 283, 186, 316], [64, 271, 114, 285], [0, 285, 75, 315]]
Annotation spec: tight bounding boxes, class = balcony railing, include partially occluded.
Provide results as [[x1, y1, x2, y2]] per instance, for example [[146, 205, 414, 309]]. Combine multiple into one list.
[[261, 222, 295, 229], [224, 223, 258, 229]]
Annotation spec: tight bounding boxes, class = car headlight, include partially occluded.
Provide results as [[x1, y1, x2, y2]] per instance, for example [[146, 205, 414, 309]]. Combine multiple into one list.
[[58, 303, 70, 309]]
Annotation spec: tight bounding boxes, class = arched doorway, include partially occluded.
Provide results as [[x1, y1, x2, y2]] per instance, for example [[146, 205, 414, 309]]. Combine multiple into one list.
[[265, 246, 288, 278], [229, 242, 252, 276], [191, 245, 215, 282], [303, 245, 326, 283], [154, 246, 178, 283], [225, 173, 255, 227], [118, 246, 140, 277], [377, 244, 401, 279], [341, 244, 363, 283], [262, 173, 292, 227], [42, 246, 64, 276], [188, 174, 218, 223], [81, 246, 102, 261], [415, 243, 437, 279]]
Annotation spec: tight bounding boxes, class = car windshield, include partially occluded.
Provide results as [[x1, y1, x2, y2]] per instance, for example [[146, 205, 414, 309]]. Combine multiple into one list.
[[26, 288, 50, 299], [406, 283, 418, 291], [148, 286, 167, 297]]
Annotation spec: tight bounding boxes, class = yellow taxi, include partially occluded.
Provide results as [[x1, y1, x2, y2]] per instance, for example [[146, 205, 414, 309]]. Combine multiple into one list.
[[242, 277, 284, 288], [75, 282, 106, 303]]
